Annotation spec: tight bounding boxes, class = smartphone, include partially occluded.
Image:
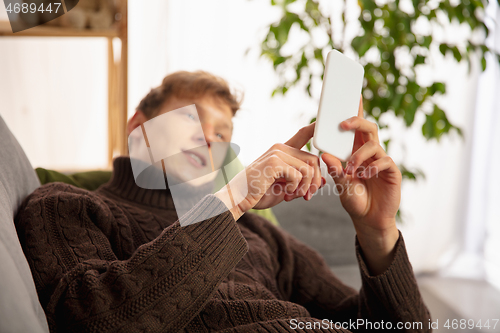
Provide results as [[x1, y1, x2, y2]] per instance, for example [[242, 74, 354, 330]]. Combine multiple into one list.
[[313, 50, 364, 161]]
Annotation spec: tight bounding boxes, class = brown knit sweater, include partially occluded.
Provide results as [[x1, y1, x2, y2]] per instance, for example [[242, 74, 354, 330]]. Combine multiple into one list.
[[15, 157, 430, 332]]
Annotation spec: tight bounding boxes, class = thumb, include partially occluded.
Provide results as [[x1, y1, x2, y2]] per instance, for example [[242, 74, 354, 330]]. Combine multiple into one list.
[[321, 153, 345, 184]]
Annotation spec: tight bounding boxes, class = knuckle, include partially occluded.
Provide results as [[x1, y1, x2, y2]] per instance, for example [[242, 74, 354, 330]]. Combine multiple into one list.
[[272, 143, 285, 151], [307, 155, 320, 167], [300, 165, 313, 178], [267, 155, 281, 167], [294, 168, 303, 178], [269, 144, 279, 152], [307, 166, 315, 177], [384, 155, 394, 163], [268, 149, 281, 157]]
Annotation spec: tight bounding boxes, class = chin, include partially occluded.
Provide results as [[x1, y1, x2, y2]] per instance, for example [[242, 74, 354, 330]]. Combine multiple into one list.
[[164, 168, 213, 186], [183, 172, 217, 187]]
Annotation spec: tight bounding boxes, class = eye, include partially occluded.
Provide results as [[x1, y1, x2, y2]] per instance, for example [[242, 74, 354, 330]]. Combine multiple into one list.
[[216, 133, 223, 139], [186, 113, 195, 120]]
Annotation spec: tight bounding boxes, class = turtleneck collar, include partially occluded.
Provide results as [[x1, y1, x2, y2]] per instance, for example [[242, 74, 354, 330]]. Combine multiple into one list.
[[97, 156, 214, 211]]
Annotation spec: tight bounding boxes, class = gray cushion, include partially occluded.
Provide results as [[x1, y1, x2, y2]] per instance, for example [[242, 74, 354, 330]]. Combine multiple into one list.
[[0, 116, 49, 333], [274, 177, 357, 267]]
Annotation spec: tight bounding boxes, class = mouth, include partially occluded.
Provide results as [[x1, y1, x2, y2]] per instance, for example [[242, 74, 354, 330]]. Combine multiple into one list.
[[182, 149, 207, 168]]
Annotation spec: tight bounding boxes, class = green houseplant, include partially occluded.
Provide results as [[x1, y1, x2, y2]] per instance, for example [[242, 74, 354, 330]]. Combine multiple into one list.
[[257, 0, 500, 185]]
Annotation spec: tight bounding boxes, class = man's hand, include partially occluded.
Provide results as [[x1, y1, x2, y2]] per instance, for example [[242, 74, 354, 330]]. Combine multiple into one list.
[[322, 100, 402, 275], [215, 123, 325, 221]]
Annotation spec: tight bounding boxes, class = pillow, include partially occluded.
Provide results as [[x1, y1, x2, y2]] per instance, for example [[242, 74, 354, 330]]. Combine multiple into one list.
[[36, 168, 112, 191], [0, 116, 49, 333]]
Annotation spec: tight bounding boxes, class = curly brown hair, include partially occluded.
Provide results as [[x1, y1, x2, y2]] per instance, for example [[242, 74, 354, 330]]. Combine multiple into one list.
[[137, 71, 243, 119]]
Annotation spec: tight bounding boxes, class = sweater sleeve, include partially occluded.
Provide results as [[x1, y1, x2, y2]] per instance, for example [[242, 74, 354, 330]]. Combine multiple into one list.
[[290, 230, 430, 332], [353, 232, 431, 332], [15, 184, 248, 333], [240, 213, 431, 333]]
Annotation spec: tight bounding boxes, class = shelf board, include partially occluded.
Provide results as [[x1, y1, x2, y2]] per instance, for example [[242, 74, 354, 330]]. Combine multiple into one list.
[[0, 21, 119, 38]]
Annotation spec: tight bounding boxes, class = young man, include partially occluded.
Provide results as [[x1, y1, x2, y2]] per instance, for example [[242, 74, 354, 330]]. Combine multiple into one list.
[[16, 71, 430, 332]]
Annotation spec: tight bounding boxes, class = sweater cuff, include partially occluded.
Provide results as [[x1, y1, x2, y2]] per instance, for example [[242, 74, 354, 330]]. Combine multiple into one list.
[[355, 230, 420, 306]]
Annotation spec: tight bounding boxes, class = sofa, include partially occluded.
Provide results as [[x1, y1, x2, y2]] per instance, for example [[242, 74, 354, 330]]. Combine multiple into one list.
[[0, 113, 361, 332], [0, 116, 49, 332]]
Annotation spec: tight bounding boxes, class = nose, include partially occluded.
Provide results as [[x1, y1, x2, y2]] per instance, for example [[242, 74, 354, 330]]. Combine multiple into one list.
[[192, 123, 217, 145], [201, 123, 218, 144]]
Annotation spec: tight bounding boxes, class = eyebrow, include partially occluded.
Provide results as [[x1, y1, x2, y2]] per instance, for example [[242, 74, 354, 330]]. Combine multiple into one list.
[[220, 122, 233, 130], [196, 105, 233, 130]]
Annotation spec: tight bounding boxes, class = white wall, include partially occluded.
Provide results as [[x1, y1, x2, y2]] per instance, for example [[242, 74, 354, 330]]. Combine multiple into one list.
[[470, 1, 500, 288], [127, 0, 169, 118], [0, 7, 108, 170], [164, 0, 320, 166], [0, 0, 170, 170]]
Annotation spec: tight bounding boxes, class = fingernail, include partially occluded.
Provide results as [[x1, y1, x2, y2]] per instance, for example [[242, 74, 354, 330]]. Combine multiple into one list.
[[345, 163, 354, 175], [321, 178, 326, 186]]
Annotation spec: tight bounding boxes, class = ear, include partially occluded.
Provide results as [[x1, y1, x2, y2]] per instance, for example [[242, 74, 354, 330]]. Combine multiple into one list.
[[127, 110, 149, 136]]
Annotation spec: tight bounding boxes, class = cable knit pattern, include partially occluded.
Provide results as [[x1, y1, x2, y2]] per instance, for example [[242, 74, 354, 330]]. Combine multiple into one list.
[[15, 157, 430, 332]]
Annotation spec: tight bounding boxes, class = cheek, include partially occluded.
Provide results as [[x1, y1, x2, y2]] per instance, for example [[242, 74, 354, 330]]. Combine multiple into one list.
[[219, 131, 232, 143], [169, 128, 203, 150]]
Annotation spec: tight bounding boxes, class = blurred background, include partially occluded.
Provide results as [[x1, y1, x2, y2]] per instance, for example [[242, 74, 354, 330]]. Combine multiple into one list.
[[0, 0, 499, 331]]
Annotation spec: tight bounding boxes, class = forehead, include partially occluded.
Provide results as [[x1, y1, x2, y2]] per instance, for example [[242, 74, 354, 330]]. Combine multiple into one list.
[[160, 96, 233, 128]]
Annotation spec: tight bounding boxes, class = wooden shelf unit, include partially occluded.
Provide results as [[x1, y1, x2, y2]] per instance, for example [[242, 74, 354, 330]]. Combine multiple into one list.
[[0, 20, 119, 37], [0, 0, 128, 166]]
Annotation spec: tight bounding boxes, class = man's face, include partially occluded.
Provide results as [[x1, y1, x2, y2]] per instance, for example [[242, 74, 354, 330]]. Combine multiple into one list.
[[159, 96, 233, 144], [138, 96, 234, 186]]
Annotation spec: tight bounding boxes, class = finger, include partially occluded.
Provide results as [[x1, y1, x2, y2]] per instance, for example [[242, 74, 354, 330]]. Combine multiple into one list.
[[340, 116, 379, 142], [321, 153, 345, 182], [269, 151, 314, 199], [284, 153, 315, 199], [345, 140, 385, 176], [359, 156, 401, 180], [282, 175, 326, 202], [357, 95, 364, 118], [273, 159, 303, 195], [281, 144, 322, 199], [308, 154, 323, 200], [267, 181, 288, 202], [270, 144, 322, 200], [284, 122, 316, 149], [304, 170, 324, 201], [299, 176, 327, 200]]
